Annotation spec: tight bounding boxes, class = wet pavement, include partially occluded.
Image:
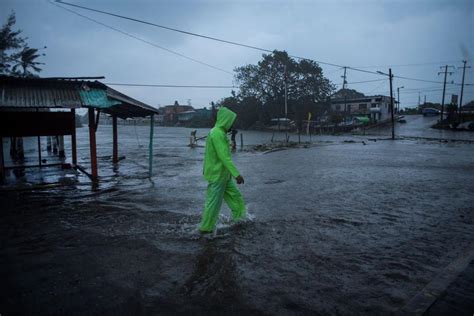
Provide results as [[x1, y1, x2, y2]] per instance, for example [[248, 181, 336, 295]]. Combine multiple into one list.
[[1, 116, 473, 314]]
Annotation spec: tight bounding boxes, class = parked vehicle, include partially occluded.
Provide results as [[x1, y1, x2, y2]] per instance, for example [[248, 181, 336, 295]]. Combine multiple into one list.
[[422, 108, 440, 116]]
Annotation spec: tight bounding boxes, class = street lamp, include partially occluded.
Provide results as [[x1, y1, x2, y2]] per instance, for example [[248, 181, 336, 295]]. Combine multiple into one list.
[[397, 86, 404, 113]]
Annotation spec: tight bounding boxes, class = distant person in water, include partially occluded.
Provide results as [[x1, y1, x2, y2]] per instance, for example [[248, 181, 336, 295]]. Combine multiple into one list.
[[230, 128, 237, 152], [200, 107, 246, 234]]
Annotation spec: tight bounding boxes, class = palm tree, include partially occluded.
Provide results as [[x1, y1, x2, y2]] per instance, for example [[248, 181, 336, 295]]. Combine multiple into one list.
[[12, 46, 44, 77]]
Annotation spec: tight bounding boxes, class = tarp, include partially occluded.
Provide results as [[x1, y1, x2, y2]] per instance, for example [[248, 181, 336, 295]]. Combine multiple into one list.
[[79, 88, 120, 108], [354, 116, 370, 123]]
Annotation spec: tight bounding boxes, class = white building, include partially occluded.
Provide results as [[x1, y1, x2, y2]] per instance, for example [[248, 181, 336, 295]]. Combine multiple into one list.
[[330, 95, 396, 123]]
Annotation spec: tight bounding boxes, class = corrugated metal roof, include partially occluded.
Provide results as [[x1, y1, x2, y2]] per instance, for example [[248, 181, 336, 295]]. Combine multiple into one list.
[[79, 88, 120, 108], [0, 76, 159, 118], [0, 76, 107, 109]]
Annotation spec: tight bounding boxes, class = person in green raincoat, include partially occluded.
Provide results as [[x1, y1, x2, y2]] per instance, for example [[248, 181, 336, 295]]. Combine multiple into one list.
[[200, 107, 246, 233]]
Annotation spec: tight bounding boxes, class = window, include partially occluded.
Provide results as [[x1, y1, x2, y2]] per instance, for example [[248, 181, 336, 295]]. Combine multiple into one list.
[[371, 103, 377, 108], [359, 104, 367, 110], [335, 105, 341, 111]]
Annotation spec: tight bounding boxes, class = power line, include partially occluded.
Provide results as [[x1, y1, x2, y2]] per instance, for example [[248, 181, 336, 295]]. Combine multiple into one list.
[[354, 60, 462, 69], [54, 1, 474, 87], [365, 79, 389, 95], [105, 83, 236, 88], [50, 1, 233, 75], [334, 78, 387, 86], [55, 0, 383, 75]]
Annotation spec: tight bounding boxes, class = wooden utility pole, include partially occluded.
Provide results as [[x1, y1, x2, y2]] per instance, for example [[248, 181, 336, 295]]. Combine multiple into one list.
[[438, 65, 454, 121], [389, 68, 395, 140], [458, 60, 471, 117], [342, 66, 347, 112], [284, 65, 289, 142], [397, 86, 404, 113], [284, 65, 288, 119]]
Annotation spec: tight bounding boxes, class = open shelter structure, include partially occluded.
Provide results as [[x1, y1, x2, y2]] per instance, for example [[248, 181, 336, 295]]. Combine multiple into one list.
[[0, 75, 159, 182]]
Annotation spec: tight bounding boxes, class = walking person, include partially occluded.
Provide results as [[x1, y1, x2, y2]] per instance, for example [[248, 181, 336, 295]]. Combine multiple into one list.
[[200, 107, 246, 234]]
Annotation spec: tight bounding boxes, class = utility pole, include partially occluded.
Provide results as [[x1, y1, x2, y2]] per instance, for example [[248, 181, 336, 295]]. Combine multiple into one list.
[[284, 65, 288, 119], [284, 64, 288, 142], [418, 92, 421, 107], [424, 95, 426, 105], [438, 65, 454, 121], [389, 68, 395, 140], [342, 66, 347, 112], [397, 86, 404, 113], [458, 60, 471, 118]]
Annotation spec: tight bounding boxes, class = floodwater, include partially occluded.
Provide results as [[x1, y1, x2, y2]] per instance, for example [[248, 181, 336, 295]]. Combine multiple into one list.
[[1, 115, 473, 314]]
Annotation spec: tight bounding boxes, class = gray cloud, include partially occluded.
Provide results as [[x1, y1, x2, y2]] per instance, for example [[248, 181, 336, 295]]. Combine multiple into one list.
[[1, 0, 473, 108]]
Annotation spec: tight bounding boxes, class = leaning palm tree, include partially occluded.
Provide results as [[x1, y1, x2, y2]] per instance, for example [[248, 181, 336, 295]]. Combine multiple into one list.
[[12, 46, 44, 77]]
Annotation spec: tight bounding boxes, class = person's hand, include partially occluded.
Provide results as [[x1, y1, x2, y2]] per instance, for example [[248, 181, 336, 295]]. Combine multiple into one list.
[[236, 175, 244, 184]]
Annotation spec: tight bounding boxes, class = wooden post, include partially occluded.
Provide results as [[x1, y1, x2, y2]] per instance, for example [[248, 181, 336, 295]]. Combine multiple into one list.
[[112, 115, 118, 164], [0, 137, 4, 180], [149, 114, 154, 177], [47, 136, 52, 151], [52, 136, 58, 154], [37, 136, 42, 167], [58, 136, 65, 158], [71, 109, 77, 165], [88, 108, 98, 180]]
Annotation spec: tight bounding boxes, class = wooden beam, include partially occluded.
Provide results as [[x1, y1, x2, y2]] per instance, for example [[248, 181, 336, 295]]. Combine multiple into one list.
[[112, 115, 118, 164], [88, 108, 98, 180], [71, 109, 77, 165]]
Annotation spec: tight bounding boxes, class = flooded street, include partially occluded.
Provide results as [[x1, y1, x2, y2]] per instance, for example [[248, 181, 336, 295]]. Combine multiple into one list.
[[1, 116, 474, 314]]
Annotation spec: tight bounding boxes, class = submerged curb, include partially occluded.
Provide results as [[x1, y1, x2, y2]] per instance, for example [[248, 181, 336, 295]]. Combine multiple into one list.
[[396, 244, 474, 315]]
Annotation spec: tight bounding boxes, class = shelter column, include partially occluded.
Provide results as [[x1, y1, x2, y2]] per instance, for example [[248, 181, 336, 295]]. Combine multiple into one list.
[[112, 115, 118, 164], [71, 109, 77, 165], [149, 114, 154, 177], [88, 108, 98, 180]]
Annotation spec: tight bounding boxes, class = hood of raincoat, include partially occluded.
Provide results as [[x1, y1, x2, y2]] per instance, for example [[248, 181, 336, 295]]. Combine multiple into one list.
[[215, 107, 237, 131]]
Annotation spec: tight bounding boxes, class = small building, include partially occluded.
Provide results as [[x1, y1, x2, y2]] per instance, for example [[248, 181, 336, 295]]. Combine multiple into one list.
[[0, 75, 159, 182], [158, 102, 194, 125], [177, 110, 196, 122], [195, 107, 212, 119], [330, 95, 396, 123]]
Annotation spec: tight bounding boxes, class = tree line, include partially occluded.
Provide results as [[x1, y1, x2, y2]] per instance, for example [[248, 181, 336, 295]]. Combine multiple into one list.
[[216, 50, 336, 129]]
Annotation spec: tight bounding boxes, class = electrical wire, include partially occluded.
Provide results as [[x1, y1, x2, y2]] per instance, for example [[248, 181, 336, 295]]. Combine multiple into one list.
[[334, 78, 387, 86], [354, 60, 463, 69], [54, 0, 383, 75], [53, 1, 474, 86], [105, 83, 236, 88], [364, 79, 389, 95], [50, 1, 233, 75]]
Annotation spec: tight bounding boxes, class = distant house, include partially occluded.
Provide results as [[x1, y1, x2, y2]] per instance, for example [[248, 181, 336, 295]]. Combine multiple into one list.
[[177, 110, 196, 122], [331, 95, 395, 123], [195, 107, 212, 119], [158, 101, 194, 125]]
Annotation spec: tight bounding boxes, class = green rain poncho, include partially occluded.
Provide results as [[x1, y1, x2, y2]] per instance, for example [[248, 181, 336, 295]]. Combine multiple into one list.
[[200, 107, 246, 232]]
